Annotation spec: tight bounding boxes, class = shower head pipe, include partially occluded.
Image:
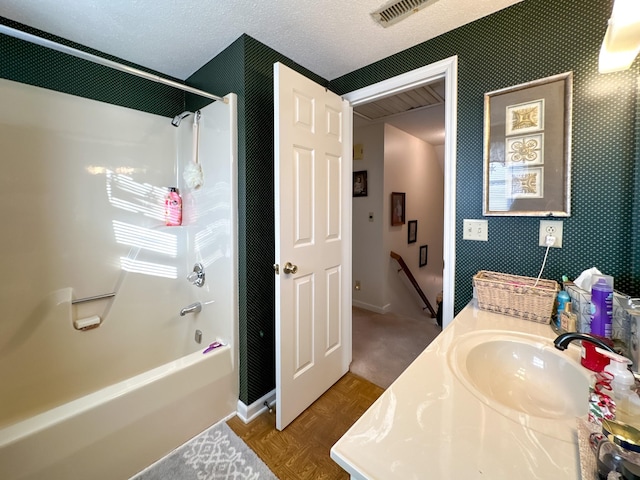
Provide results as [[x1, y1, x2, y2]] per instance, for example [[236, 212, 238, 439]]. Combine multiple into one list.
[[172, 110, 202, 127], [171, 111, 192, 127]]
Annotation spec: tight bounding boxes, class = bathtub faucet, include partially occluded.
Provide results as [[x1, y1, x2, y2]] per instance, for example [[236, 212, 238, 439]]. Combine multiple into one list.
[[180, 302, 202, 316]]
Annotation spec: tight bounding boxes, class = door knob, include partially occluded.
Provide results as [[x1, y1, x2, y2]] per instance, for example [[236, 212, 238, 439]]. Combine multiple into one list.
[[283, 262, 298, 274]]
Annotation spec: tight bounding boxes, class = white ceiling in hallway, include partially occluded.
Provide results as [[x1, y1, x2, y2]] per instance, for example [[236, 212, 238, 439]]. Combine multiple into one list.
[[0, 0, 525, 81], [354, 79, 446, 145]]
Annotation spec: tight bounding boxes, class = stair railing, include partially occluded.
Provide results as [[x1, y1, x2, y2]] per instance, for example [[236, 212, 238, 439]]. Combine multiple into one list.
[[390, 251, 437, 318]]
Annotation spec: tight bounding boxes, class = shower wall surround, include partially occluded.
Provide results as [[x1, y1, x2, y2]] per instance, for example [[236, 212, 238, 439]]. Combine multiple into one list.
[[0, 78, 238, 420]]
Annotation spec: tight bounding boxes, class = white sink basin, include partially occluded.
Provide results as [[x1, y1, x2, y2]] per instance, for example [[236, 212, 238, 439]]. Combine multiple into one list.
[[448, 330, 591, 440]]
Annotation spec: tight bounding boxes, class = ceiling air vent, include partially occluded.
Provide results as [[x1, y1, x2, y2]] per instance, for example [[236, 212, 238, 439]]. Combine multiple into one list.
[[372, 0, 440, 28]]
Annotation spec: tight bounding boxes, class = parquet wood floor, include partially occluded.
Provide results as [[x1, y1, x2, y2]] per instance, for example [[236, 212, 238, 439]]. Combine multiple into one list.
[[227, 372, 384, 480]]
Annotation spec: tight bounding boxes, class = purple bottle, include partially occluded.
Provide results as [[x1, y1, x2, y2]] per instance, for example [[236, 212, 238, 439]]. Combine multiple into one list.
[[590, 277, 613, 338]]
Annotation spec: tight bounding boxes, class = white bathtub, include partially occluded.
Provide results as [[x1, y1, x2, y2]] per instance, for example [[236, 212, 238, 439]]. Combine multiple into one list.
[[0, 82, 239, 480], [0, 344, 237, 480]]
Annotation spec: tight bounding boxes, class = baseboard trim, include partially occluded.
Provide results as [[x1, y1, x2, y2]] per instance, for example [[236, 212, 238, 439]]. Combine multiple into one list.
[[352, 300, 391, 314], [236, 390, 276, 424]]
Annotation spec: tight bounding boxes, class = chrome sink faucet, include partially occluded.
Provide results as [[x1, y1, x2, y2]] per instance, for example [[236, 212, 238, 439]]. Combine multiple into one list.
[[180, 302, 202, 316], [553, 332, 617, 354]]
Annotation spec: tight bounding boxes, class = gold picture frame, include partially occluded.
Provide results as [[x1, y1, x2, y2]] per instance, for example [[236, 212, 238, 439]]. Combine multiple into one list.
[[483, 72, 573, 216]]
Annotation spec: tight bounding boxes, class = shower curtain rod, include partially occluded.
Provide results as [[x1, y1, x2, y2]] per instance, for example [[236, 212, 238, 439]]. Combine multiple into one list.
[[0, 24, 226, 103]]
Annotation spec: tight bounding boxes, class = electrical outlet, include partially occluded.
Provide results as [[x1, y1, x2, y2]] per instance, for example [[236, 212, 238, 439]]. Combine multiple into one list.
[[355, 280, 361, 291], [538, 220, 563, 248], [463, 219, 488, 241]]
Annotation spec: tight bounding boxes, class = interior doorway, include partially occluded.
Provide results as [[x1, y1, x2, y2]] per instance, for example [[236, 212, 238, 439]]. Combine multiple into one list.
[[344, 56, 458, 329], [351, 79, 446, 322]]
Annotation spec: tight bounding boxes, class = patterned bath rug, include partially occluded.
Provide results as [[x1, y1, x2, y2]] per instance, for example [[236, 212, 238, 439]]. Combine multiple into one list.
[[132, 422, 278, 480]]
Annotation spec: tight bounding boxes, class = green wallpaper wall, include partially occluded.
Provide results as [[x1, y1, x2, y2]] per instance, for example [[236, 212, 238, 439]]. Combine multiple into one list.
[[186, 35, 327, 405], [634, 78, 640, 291], [330, 0, 639, 313], [0, 17, 184, 116]]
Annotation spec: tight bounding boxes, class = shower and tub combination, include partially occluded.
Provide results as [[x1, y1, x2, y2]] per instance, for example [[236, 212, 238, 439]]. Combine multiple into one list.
[[0, 26, 238, 480]]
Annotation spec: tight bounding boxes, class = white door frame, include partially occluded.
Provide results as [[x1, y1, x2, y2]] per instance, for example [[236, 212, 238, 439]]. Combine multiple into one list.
[[343, 56, 458, 328]]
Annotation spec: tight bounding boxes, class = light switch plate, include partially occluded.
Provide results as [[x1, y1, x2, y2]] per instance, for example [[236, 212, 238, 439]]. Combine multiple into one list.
[[463, 219, 488, 241]]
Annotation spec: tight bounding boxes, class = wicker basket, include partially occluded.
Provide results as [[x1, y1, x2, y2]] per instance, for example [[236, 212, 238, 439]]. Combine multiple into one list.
[[473, 271, 559, 324]]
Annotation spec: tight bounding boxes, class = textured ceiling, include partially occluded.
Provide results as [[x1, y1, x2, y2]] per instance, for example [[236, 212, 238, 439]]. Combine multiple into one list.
[[0, 0, 524, 81]]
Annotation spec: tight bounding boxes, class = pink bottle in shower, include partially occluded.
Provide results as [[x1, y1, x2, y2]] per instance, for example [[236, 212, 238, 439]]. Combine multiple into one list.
[[165, 187, 182, 226]]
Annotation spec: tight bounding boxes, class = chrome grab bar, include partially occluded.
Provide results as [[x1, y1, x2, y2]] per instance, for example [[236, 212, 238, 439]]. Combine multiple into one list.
[[72, 293, 116, 305]]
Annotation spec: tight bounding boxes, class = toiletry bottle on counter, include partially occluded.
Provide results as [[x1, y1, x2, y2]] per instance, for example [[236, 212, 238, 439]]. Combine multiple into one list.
[[560, 302, 577, 332], [556, 290, 570, 331], [590, 275, 614, 339], [597, 348, 640, 424], [165, 187, 182, 226]]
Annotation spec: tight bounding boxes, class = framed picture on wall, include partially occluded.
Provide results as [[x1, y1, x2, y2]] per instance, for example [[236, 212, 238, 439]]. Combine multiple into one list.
[[483, 71, 572, 216], [419, 245, 428, 267], [408, 220, 417, 244], [353, 170, 368, 197], [391, 192, 405, 226]]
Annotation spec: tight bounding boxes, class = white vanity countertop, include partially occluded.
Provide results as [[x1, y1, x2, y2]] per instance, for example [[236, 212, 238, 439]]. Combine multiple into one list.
[[331, 302, 591, 480]]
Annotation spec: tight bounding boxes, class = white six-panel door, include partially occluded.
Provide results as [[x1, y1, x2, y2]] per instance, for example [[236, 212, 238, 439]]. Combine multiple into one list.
[[274, 62, 352, 430]]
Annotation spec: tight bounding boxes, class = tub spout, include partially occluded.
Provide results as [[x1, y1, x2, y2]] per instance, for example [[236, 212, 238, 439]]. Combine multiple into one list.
[[553, 332, 617, 353], [180, 302, 202, 316]]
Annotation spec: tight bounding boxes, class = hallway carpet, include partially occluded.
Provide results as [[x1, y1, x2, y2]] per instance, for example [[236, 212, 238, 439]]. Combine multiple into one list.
[[350, 307, 442, 388]]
